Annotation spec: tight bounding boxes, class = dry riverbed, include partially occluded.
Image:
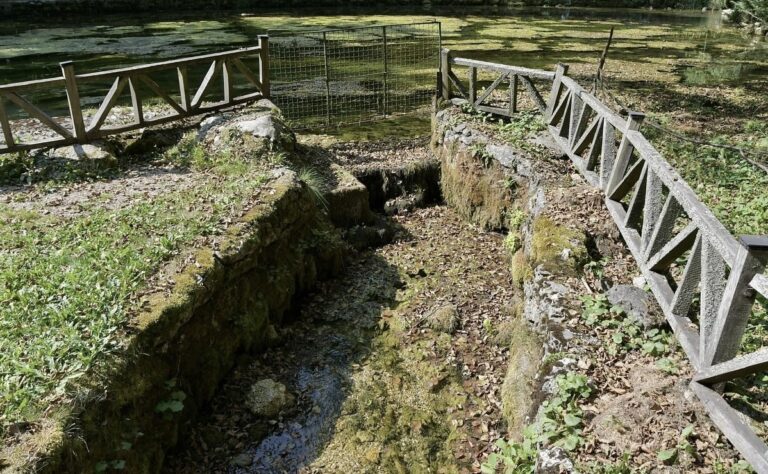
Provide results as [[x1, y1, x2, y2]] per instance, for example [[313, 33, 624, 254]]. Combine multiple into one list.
[[164, 204, 517, 473]]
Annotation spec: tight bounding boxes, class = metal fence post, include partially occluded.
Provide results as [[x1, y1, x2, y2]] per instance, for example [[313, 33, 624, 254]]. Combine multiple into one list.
[[440, 48, 451, 101], [382, 26, 389, 116], [258, 35, 270, 99], [322, 31, 331, 126], [60, 61, 86, 142]]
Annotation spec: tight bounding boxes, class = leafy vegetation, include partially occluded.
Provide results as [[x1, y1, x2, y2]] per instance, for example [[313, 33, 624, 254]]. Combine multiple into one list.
[[482, 371, 592, 473], [0, 145, 270, 437]]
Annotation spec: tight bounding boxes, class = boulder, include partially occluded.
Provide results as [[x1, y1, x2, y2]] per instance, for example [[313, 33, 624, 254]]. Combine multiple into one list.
[[245, 379, 295, 418], [51, 141, 118, 170], [536, 447, 574, 473], [606, 284, 662, 329]]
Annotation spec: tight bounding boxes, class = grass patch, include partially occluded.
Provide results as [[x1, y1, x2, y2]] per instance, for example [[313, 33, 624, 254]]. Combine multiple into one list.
[[0, 146, 270, 437]]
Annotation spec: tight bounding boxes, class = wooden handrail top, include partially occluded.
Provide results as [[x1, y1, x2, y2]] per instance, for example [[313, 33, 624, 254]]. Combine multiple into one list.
[[450, 57, 556, 81], [625, 129, 742, 265], [0, 46, 262, 92], [0, 76, 66, 92], [76, 46, 263, 82]]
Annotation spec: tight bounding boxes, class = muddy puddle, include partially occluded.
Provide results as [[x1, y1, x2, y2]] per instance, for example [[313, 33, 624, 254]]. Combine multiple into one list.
[[163, 205, 518, 473]]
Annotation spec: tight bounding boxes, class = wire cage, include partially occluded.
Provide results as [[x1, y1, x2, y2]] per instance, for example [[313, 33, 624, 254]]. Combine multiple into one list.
[[269, 22, 441, 129]]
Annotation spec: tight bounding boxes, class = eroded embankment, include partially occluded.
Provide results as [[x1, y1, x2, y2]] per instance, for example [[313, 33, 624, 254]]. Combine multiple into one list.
[[164, 203, 526, 472], [0, 104, 379, 472], [432, 102, 747, 472]]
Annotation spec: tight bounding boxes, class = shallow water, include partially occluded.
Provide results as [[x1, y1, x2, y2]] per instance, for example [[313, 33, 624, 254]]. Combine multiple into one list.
[[1, 7, 766, 129]]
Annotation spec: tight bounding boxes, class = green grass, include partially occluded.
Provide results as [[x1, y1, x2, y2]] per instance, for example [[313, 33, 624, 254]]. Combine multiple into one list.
[[645, 127, 768, 236], [0, 146, 269, 436]]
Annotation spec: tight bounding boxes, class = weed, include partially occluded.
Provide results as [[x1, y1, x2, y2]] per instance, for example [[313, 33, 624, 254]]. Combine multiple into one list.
[[297, 167, 329, 211], [483, 371, 593, 473], [470, 143, 495, 168], [497, 112, 546, 152]]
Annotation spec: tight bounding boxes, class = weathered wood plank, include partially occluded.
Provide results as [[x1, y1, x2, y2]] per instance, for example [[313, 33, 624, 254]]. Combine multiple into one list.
[[700, 239, 727, 365], [76, 46, 262, 82], [474, 72, 508, 108], [704, 241, 768, 367], [231, 58, 262, 90], [627, 130, 741, 265], [447, 70, 468, 100], [644, 193, 683, 261], [139, 74, 186, 116], [690, 382, 768, 473], [671, 234, 703, 317], [60, 61, 86, 142], [451, 57, 555, 80], [191, 60, 221, 109], [127, 77, 144, 126], [2, 91, 73, 139], [608, 157, 644, 201], [0, 98, 15, 148], [545, 64, 568, 117], [646, 222, 698, 271], [695, 347, 768, 384], [87, 76, 127, 133], [641, 169, 664, 251], [606, 112, 644, 194], [468, 67, 477, 105], [624, 164, 648, 230], [518, 76, 546, 112], [752, 272, 768, 297]]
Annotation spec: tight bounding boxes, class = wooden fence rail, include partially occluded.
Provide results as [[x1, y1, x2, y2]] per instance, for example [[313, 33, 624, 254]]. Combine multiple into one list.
[[440, 48, 768, 473], [0, 36, 270, 155]]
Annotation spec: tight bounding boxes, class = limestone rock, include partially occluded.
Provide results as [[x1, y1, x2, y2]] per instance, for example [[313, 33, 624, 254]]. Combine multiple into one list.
[[245, 379, 295, 418], [234, 114, 295, 152], [536, 447, 574, 473], [606, 284, 662, 329], [231, 453, 252, 467], [426, 305, 459, 333], [52, 142, 118, 169]]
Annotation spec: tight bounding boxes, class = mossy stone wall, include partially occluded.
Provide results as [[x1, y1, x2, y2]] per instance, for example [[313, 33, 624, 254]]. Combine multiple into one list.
[[7, 172, 345, 473]]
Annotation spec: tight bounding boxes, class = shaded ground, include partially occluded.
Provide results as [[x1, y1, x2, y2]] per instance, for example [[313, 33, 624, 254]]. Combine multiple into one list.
[[164, 205, 518, 472]]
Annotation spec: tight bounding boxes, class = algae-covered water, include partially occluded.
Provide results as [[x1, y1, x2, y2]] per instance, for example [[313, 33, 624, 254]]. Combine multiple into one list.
[[1, 6, 767, 133]]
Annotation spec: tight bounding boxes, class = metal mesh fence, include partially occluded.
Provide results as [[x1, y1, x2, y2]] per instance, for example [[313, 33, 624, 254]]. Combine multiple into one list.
[[269, 22, 440, 129]]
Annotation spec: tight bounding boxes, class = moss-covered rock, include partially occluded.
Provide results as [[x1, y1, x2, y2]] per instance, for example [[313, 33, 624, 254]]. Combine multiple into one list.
[[500, 316, 543, 437], [529, 216, 588, 273]]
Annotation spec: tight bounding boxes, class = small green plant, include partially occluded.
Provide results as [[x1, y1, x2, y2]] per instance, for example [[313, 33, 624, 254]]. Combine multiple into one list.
[[657, 424, 697, 465], [508, 208, 526, 231], [580, 294, 673, 356], [503, 232, 521, 255], [470, 143, 495, 168], [482, 426, 538, 474], [155, 379, 187, 418], [656, 357, 679, 374], [297, 167, 329, 210], [483, 370, 592, 473], [497, 111, 546, 151]]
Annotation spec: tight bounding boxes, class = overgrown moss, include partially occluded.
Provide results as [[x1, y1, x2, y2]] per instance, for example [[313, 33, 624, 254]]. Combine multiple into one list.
[[529, 216, 588, 273], [500, 316, 543, 437]]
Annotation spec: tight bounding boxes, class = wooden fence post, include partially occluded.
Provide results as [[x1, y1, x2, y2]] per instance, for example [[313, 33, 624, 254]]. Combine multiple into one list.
[[60, 61, 86, 142], [258, 35, 270, 99], [703, 236, 768, 368], [468, 66, 477, 105], [606, 111, 644, 195], [440, 48, 451, 101], [545, 63, 568, 119]]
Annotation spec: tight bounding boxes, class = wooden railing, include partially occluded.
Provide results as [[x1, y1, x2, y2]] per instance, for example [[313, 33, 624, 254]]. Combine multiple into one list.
[[0, 36, 270, 154], [439, 50, 553, 115], [441, 49, 768, 472]]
